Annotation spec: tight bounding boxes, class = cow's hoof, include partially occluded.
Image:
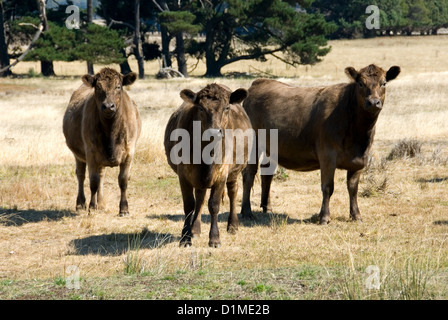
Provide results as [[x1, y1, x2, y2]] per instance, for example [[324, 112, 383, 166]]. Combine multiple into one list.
[[319, 219, 330, 225], [351, 215, 363, 223], [76, 203, 86, 211], [180, 241, 192, 248], [227, 225, 238, 235], [261, 206, 272, 214], [208, 240, 221, 248], [118, 211, 130, 217]]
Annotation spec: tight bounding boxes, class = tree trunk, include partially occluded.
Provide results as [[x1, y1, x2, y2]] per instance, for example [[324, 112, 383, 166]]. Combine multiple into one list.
[[86, 0, 94, 75], [134, 0, 144, 79], [0, 0, 11, 77], [119, 48, 132, 74], [204, 27, 222, 77], [37, 0, 55, 76], [41, 60, 55, 76], [175, 33, 188, 77], [161, 27, 171, 68]]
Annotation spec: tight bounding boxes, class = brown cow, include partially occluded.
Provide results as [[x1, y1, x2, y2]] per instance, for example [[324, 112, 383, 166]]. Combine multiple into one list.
[[63, 68, 141, 216], [164, 84, 251, 247], [241, 64, 400, 225]]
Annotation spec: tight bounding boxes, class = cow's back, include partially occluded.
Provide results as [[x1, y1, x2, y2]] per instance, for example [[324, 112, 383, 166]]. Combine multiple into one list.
[[63, 84, 93, 161], [243, 79, 348, 171]]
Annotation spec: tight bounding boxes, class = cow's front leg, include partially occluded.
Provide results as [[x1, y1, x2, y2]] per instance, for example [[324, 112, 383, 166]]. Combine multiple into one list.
[[179, 178, 195, 247], [319, 159, 336, 225], [347, 169, 363, 222], [75, 158, 87, 211], [208, 182, 226, 248], [118, 158, 132, 216], [191, 188, 206, 237], [87, 160, 101, 213]]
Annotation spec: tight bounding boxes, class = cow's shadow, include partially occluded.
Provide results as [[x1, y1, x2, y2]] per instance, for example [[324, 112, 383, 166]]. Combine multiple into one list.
[[0, 207, 77, 227], [69, 228, 177, 256], [146, 211, 306, 227]]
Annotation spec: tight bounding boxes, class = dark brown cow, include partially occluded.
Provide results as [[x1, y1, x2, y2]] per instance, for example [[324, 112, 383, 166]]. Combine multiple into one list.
[[241, 64, 400, 224], [164, 84, 251, 247], [63, 68, 141, 216]]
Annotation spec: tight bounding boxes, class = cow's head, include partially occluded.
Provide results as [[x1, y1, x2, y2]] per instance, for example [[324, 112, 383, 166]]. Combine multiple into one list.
[[345, 64, 400, 113], [82, 68, 137, 119], [180, 84, 248, 138]]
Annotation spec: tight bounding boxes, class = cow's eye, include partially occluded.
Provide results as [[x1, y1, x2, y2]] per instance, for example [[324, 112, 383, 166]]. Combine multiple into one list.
[[224, 106, 230, 111], [115, 85, 122, 90], [198, 106, 205, 112], [381, 82, 386, 87]]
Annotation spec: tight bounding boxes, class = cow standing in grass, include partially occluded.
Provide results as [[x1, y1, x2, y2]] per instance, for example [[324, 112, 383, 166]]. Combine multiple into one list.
[[241, 64, 400, 225], [63, 68, 141, 216], [164, 84, 251, 247]]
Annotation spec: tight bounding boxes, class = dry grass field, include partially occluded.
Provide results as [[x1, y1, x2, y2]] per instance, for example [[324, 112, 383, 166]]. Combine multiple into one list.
[[1, 36, 448, 300]]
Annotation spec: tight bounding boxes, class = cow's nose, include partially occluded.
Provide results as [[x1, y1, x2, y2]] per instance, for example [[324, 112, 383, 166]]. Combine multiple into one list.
[[102, 102, 116, 112], [208, 128, 224, 139], [368, 98, 382, 109]]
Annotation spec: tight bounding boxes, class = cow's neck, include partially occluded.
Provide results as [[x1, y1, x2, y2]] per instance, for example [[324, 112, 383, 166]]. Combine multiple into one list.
[[346, 84, 380, 151], [98, 103, 127, 161]]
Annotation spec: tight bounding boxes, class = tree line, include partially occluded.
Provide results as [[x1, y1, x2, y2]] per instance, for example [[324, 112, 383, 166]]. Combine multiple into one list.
[[1, 0, 447, 78], [310, 0, 448, 39]]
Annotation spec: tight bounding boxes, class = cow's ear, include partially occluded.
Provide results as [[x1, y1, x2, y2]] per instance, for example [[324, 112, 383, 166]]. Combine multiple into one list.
[[345, 67, 359, 82], [230, 88, 248, 104], [82, 74, 96, 87], [386, 66, 400, 82], [180, 89, 196, 104], [123, 72, 137, 86]]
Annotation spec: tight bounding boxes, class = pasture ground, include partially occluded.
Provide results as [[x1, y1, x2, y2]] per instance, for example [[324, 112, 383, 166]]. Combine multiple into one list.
[[1, 36, 448, 300]]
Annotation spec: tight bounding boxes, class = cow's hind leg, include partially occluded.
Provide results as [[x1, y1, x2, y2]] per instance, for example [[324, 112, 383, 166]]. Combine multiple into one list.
[[347, 169, 363, 222], [179, 178, 195, 247], [319, 160, 336, 225], [241, 162, 258, 220], [75, 158, 86, 211], [208, 182, 226, 248], [260, 157, 277, 214], [226, 178, 239, 234]]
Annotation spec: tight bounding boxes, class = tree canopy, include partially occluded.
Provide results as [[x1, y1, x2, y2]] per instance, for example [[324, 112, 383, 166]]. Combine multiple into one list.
[[2, 0, 448, 77]]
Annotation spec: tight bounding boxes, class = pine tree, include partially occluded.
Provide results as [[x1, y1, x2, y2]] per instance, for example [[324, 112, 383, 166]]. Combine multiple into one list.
[[190, 0, 335, 77]]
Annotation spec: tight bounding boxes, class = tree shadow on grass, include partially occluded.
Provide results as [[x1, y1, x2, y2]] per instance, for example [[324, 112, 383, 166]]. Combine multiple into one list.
[[69, 228, 177, 256], [416, 177, 448, 183], [0, 207, 77, 227]]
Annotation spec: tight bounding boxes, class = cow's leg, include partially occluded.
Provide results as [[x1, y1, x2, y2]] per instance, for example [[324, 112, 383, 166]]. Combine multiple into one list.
[[241, 162, 258, 220], [319, 161, 336, 225], [179, 178, 195, 247], [118, 159, 131, 216], [208, 182, 226, 248], [75, 159, 87, 211], [191, 188, 206, 237], [87, 161, 100, 213], [260, 159, 277, 213], [226, 178, 239, 234], [347, 169, 363, 222], [97, 166, 105, 210]]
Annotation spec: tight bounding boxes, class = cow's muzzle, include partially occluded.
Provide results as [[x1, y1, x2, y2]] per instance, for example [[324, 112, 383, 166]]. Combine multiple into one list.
[[366, 98, 382, 110], [101, 102, 117, 118], [206, 128, 224, 139]]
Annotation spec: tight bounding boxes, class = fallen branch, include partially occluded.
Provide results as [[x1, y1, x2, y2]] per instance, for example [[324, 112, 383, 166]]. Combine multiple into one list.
[[0, 23, 43, 73]]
